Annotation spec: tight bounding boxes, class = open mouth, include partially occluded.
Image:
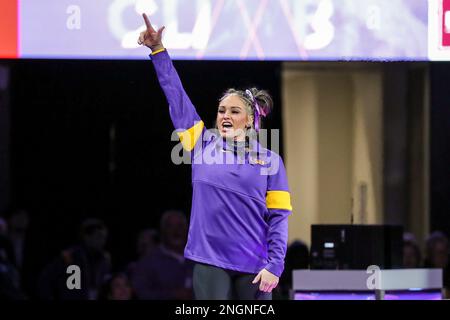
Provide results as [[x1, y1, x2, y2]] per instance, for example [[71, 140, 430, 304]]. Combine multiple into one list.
[[222, 121, 233, 130]]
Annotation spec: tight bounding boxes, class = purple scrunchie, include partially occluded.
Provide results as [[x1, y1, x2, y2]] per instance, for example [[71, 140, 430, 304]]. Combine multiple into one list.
[[245, 89, 267, 131]]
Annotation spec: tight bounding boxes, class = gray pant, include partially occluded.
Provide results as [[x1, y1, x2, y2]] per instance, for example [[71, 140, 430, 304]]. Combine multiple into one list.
[[193, 263, 272, 300]]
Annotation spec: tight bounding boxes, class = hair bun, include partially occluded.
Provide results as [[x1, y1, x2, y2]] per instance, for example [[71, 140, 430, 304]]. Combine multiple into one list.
[[247, 87, 273, 117]]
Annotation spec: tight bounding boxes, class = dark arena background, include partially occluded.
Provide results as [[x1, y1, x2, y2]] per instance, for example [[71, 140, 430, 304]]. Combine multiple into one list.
[[6, 58, 283, 297]]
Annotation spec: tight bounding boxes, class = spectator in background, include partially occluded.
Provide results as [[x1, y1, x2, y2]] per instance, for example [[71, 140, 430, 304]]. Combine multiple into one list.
[[425, 231, 450, 298], [0, 233, 26, 299], [402, 232, 422, 268], [37, 218, 111, 300], [136, 228, 158, 258], [98, 273, 135, 300], [126, 228, 158, 276], [4, 208, 37, 299], [276, 240, 309, 300], [7, 209, 30, 271], [425, 231, 449, 268], [424, 231, 450, 298], [0, 217, 8, 236], [130, 210, 194, 300]]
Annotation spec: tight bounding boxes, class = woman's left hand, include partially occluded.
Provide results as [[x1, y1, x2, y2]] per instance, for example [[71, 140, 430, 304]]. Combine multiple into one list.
[[252, 268, 279, 293]]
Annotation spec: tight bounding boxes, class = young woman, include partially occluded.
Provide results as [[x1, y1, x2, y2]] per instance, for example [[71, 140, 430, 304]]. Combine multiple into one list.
[[138, 14, 292, 300]]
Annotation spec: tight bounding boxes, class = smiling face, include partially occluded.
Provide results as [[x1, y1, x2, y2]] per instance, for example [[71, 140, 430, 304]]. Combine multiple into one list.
[[217, 94, 252, 141]]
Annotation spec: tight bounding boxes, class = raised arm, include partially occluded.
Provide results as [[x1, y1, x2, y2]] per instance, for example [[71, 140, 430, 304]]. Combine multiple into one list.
[[138, 14, 204, 151]]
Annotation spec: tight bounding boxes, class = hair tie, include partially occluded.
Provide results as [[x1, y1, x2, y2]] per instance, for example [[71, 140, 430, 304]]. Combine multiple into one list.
[[245, 90, 266, 131]]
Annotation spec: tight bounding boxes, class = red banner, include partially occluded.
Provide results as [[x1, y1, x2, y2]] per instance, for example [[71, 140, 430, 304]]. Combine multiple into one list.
[[0, 0, 18, 58]]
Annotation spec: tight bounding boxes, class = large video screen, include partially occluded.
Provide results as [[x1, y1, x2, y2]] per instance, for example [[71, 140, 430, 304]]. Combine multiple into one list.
[[1, 0, 449, 60]]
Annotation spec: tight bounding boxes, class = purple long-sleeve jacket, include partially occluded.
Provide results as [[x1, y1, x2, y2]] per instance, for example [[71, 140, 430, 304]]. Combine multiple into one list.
[[149, 49, 292, 277]]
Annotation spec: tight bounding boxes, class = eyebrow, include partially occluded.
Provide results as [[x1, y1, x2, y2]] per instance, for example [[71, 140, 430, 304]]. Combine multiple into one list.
[[218, 105, 242, 109]]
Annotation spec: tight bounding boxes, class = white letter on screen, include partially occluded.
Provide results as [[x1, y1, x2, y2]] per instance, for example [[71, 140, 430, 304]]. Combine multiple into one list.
[[66, 5, 81, 30]]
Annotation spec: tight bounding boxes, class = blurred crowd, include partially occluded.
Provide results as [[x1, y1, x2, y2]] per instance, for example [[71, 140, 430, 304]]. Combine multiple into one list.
[[0, 209, 192, 300], [0, 208, 449, 300]]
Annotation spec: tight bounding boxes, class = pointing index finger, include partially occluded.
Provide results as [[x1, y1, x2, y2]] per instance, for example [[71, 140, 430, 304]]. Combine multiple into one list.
[[142, 13, 155, 32]]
